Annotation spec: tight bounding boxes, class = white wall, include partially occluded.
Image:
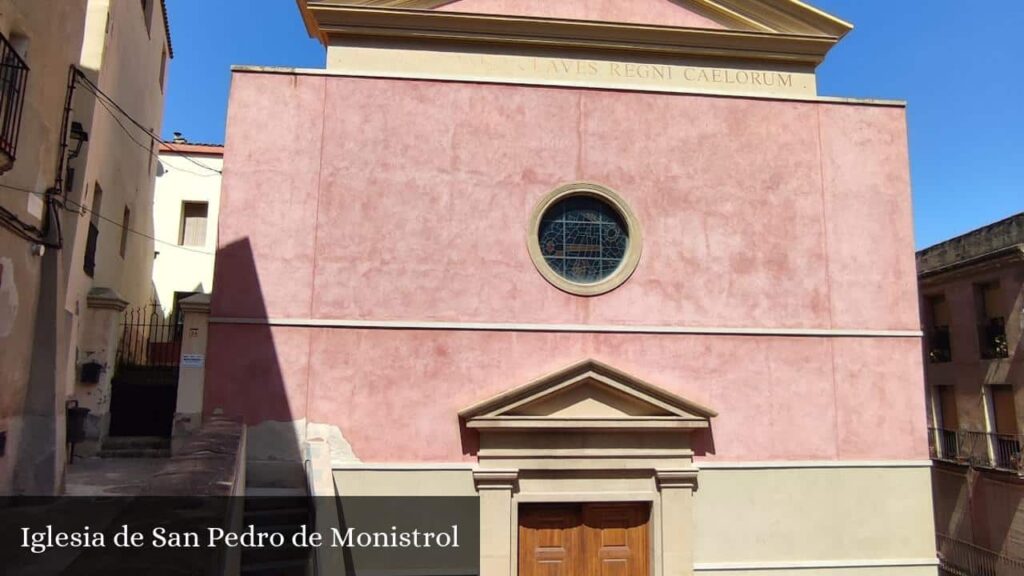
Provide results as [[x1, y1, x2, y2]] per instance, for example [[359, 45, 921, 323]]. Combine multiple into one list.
[[151, 149, 222, 314]]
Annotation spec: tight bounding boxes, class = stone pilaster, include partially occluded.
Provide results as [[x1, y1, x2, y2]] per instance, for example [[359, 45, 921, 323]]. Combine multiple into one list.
[[73, 287, 129, 457], [474, 469, 518, 576], [172, 293, 211, 451], [657, 468, 699, 576]]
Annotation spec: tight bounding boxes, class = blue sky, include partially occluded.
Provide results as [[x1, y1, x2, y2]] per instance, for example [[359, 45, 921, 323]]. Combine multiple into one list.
[[162, 0, 1023, 249]]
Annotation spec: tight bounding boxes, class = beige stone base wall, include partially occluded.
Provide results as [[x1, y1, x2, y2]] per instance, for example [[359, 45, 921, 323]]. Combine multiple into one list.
[[333, 463, 937, 575], [694, 465, 937, 574]]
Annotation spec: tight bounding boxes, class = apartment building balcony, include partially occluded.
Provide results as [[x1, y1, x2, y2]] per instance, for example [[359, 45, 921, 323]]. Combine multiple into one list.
[[0, 32, 29, 174], [937, 534, 1024, 576], [929, 427, 1023, 474]]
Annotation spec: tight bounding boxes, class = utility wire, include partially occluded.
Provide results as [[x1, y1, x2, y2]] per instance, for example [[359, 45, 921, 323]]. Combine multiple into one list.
[[0, 183, 213, 255], [91, 92, 219, 178], [0, 183, 50, 242], [74, 71, 222, 175]]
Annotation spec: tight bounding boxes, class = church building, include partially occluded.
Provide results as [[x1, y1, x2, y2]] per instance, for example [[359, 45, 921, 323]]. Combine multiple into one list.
[[206, 1, 936, 574]]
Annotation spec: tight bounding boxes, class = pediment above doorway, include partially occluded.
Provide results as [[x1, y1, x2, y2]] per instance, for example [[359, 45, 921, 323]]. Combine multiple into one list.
[[459, 359, 716, 432]]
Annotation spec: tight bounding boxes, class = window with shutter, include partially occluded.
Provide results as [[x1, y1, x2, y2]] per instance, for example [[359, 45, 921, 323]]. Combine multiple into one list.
[[179, 202, 208, 247]]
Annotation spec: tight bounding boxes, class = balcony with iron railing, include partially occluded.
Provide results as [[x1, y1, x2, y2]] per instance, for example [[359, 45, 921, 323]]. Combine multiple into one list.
[[0, 32, 29, 174], [978, 317, 1010, 360], [929, 325, 953, 363], [929, 427, 1023, 474], [937, 533, 1024, 576]]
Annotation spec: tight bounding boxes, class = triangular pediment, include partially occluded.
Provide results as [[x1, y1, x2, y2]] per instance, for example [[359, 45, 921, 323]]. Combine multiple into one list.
[[460, 359, 716, 431], [302, 0, 851, 37]]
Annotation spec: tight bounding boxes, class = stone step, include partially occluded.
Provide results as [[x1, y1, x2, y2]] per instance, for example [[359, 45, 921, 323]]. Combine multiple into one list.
[[97, 448, 171, 459], [244, 507, 310, 528], [245, 487, 308, 497], [244, 495, 310, 513], [240, 558, 308, 576], [102, 436, 171, 450]]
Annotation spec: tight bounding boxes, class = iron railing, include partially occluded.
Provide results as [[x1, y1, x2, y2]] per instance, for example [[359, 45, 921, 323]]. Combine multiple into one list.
[[937, 534, 1024, 576], [929, 427, 1023, 473], [116, 305, 182, 368], [930, 427, 960, 462], [994, 433, 1023, 470], [0, 32, 28, 166]]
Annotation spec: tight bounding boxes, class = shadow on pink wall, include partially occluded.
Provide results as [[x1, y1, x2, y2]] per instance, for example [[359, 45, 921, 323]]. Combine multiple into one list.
[[205, 238, 302, 463]]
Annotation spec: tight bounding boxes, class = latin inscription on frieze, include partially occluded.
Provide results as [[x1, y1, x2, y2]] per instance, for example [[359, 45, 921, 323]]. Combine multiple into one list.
[[330, 47, 817, 97]]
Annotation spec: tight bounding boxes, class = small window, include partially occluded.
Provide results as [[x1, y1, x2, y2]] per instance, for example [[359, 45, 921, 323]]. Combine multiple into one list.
[[933, 385, 959, 460], [119, 207, 130, 258], [975, 282, 1008, 359], [926, 295, 952, 363], [141, 0, 153, 35], [83, 184, 104, 277], [989, 386, 1020, 470], [991, 386, 1019, 435], [158, 47, 167, 92], [528, 183, 642, 296], [179, 202, 208, 247]]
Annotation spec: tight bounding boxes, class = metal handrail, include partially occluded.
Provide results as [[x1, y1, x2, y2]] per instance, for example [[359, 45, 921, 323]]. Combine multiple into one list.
[[937, 533, 1024, 576], [928, 427, 1023, 474]]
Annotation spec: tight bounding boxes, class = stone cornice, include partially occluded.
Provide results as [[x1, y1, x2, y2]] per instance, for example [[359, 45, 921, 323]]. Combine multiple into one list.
[[918, 245, 1024, 284], [472, 469, 519, 490], [656, 468, 700, 489], [86, 287, 129, 311], [297, 0, 853, 38], [178, 293, 212, 314], [301, 4, 842, 66]]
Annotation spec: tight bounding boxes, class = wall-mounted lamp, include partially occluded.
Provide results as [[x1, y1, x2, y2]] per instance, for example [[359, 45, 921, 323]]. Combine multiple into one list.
[[68, 122, 89, 160]]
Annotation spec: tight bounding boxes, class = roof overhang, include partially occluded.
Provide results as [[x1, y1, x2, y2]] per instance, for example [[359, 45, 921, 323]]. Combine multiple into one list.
[[296, 0, 851, 67], [919, 244, 1024, 283]]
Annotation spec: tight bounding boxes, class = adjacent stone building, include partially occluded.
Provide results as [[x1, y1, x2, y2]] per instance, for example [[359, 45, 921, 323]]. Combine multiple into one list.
[[0, 0, 171, 494], [151, 137, 222, 316], [920, 212, 1024, 573], [205, 1, 936, 574]]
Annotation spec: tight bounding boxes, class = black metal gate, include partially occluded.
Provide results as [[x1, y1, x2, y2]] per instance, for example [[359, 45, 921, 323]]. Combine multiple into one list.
[[107, 306, 181, 437]]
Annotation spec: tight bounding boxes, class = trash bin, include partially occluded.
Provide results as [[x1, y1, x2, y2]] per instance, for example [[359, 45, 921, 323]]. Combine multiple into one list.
[[66, 400, 91, 462]]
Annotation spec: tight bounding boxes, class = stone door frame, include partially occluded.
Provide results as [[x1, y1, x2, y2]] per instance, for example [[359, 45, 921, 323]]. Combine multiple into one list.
[[460, 359, 715, 576]]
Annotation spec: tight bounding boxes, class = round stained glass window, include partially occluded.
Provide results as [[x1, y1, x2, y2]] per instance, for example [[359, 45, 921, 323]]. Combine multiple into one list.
[[528, 183, 643, 296], [539, 196, 629, 283]]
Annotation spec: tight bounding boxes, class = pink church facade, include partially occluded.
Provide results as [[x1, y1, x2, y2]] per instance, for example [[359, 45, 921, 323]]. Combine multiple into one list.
[[205, 1, 936, 574]]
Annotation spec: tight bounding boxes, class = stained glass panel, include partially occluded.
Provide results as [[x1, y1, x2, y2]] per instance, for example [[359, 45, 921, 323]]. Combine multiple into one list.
[[538, 195, 629, 284]]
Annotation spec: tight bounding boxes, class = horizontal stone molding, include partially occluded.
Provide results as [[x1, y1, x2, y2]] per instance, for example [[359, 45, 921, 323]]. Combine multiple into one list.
[[328, 460, 933, 471], [85, 287, 129, 311], [209, 316, 922, 338], [333, 462, 477, 471], [232, 65, 908, 108], [697, 460, 932, 470], [694, 558, 940, 571]]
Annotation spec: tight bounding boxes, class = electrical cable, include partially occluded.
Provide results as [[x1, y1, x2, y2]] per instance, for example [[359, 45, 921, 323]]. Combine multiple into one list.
[[0, 183, 213, 255], [73, 71, 222, 175], [90, 93, 219, 178]]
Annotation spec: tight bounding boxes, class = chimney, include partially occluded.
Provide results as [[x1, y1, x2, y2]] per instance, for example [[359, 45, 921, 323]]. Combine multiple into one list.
[[172, 132, 187, 144]]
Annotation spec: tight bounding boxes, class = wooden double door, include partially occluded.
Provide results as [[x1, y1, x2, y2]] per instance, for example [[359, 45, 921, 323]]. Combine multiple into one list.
[[519, 503, 650, 576]]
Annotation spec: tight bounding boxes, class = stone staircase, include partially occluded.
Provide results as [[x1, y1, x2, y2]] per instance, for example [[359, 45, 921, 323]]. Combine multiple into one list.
[[241, 487, 311, 576], [98, 436, 171, 458]]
